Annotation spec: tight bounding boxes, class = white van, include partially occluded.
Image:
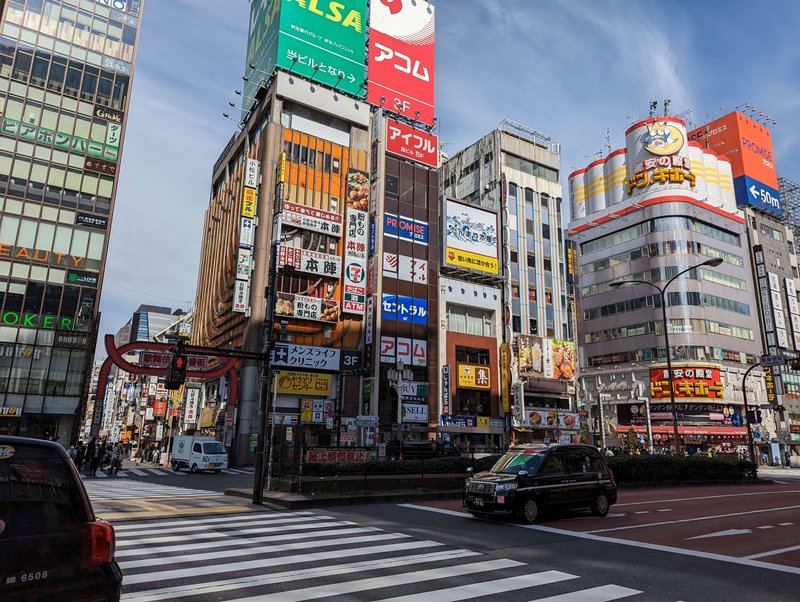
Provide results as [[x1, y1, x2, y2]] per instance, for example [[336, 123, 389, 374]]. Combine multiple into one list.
[[171, 436, 228, 473]]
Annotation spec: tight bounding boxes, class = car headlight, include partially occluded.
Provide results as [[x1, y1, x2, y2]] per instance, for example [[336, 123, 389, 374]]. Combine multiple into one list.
[[202, 456, 209, 462], [495, 482, 518, 491]]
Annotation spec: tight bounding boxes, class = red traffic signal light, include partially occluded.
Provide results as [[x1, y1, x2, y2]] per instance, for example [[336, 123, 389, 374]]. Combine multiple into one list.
[[165, 352, 188, 390]]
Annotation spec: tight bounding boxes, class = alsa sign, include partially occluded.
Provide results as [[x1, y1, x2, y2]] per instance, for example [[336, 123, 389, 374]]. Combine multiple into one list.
[[385, 118, 438, 168], [367, 0, 435, 126]]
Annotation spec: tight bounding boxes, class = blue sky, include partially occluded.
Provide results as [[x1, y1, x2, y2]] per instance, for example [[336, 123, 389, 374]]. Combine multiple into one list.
[[97, 0, 800, 355]]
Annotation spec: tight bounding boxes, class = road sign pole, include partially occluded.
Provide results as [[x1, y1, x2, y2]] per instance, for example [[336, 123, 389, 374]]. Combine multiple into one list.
[[741, 362, 759, 472]]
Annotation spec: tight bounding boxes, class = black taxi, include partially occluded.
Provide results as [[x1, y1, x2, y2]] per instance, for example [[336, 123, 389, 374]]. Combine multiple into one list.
[[463, 444, 617, 523]]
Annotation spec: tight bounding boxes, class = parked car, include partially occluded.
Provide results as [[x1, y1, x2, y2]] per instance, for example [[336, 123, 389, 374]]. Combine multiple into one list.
[[0, 436, 122, 601], [463, 443, 617, 523], [171, 436, 228, 473], [387, 439, 462, 460]]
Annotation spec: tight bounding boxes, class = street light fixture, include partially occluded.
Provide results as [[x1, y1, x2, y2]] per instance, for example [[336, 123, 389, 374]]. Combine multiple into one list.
[[609, 257, 723, 453]]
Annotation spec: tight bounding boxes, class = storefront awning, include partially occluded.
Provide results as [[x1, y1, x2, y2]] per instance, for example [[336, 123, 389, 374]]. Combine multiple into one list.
[[623, 425, 749, 436]]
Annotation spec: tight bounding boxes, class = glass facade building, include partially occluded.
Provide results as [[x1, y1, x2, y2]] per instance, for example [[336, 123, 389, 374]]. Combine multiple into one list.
[[0, 0, 142, 441]]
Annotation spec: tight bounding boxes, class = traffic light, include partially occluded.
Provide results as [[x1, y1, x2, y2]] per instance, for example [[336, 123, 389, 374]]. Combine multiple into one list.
[[165, 352, 188, 389], [747, 409, 762, 424]]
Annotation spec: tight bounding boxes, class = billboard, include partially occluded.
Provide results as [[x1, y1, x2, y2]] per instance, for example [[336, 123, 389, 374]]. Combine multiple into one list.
[[385, 118, 438, 168], [384, 213, 428, 244], [367, 0, 435, 126], [444, 200, 499, 275], [245, 0, 368, 111], [688, 112, 781, 216], [518, 336, 575, 380], [649, 366, 723, 399]]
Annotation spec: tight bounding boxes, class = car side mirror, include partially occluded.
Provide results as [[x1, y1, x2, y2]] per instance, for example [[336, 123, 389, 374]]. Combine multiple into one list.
[[518, 470, 528, 476]]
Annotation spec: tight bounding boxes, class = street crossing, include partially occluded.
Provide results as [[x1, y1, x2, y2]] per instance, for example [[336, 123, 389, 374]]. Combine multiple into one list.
[[81, 467, 252, 478], [83, 479, 219, 501], [115, 510, 646, 601]]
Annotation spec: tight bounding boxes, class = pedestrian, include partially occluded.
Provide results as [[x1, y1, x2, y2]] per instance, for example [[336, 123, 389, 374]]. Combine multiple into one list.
[[786, 451, 792, 468], [111, 443, 125, 475], [88, 443, 102, 476], [152, 448, 160, 465], [761, 452, 768, 466], [85, 437, 97, 474], [74, 441, 86, 473], [68, 444, 77, 461], [135, 446, 143, 465]]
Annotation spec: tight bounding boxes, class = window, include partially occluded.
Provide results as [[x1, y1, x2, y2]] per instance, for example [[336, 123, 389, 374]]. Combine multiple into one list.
[[447, 305, 495, 338], [542, 223, 550, 240], [540, 453, 564, 475], [541, 194, 549, 209], [510, 249, 518, 264], [508, 182, 518, 198], [566, 450, 590, 474], [527, 254, 535, 268], [193, 443, 202, 454]]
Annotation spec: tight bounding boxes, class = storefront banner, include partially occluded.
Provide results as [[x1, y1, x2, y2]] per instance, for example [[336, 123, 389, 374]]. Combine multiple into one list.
[[382, 252, 427, 283], [379, 336, 426, 365], [153, 401, 167, 416], [275, 292, 339, 323], [500, 343, 511, 413], [282, 201, 343, 237], [381, 294, 427, 324], [518, 408, 579, 429], [457, 364, 491, 389], [402, 403, 428, 423], [385, 118, 438, 168], [232, 279, 249, 313], [274, 371, 333, 397], [442, 365, 451, 414], [245, 158, 260, 188], [278, 246, 342, 278], [649, 366, 723, 399], [241, 186, 257, 218], [518, 335, 543, 377], [342, 259, 367, 313], [236, 247, 252, 281]]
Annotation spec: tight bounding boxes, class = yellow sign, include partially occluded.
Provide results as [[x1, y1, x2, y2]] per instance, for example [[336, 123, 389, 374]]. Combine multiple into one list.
[[499, 344, 510, 413], [274, 371, 333, 396], [446, 247, 499, 275], [477, 416, 489, 428], [644, 123, 684, 156], [300, 399, 313, 423], [0, 406, 21, 417], [278, 152, 287, 183], [457, 364, 491, 389], [241, 186, 257, 218]]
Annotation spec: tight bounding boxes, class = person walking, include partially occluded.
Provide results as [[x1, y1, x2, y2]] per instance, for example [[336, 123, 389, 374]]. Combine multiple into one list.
[[84, 437, 97, 475], [88, 440, 103, 476], [111, 443, 125, 475], [74, 441, 86, 473]]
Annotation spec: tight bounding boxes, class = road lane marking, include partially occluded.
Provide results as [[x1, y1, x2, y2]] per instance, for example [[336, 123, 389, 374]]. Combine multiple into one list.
[[398, 504, 800, 576], [686, 528, 752, 540], [745, 544, 800, 560], [121, 550, 481, 601], [757, 525, 775, 529], [586, 504, 800, 533], [614, 489, 800, 507], [657, 509, 672, 512], [634, 511, 650, 514], [234, 559, 530, 601], [778, 522, 794, 526], [530, 584, 643, 601], [374, 571, 579, 602], [114, 510, 313, 531]]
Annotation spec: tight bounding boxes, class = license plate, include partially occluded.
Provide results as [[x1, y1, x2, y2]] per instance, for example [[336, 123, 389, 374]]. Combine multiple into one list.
[[208, 464, 218, 468], [473, 498, 484, 507]]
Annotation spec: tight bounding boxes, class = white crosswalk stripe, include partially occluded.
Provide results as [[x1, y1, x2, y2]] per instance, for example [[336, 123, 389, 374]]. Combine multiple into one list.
[[82, 479, 218, 501], [116, 511, 648, 601], [81, 466, 250, 478]]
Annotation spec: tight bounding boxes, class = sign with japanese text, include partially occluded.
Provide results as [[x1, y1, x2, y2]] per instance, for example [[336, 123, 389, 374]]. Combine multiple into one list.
[[365, 295, 374, 344], [367, 1, 435, 126], [153, 401, 167, 416], [278, 246, 342, 278], [271, 343, 360, 372], [282, 201, 343, 237], [649, 367, 724, 399], [444, 200, 499, 275], [274, 371, 333, 397], [385, 118, 438, 168], [626, 155, 695, 195], [305, 447, 371, 463], [457, 364, 491, 390], [239, 217, 255, 248], [383, 213, 428, 244], [245, 158, 260, 188], [519, 408, 580, 429], [500, 343, 511, 413], [241, 186, 257, 218], [342, 258, 366, 313], [379, 336, 427, 366], [236, 247, 252, 281], [1, 116, 119, 162], [343, 171, 369, 315], [233, 279, 250, 313], [139, 353, 208, 370], [244, 0, 367, 108], [275, 292, 339, 323], [442, 365, 451, 414], [381, 294, 428, 325], [382, 253, 427, 283]]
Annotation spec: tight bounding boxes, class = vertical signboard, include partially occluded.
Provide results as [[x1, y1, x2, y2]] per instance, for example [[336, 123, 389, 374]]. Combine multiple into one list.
[[234, 158, 260, 314], [786, 277, 800, 350], [442, 364, 450, 415], [343, 170, 369, 315], [500, 343, 511, 413], [753, 244, 781, 402], [367, 0, 435, 126]]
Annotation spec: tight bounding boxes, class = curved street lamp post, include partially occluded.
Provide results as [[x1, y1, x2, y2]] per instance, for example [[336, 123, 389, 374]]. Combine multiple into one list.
[[610, 257, 723, 454]]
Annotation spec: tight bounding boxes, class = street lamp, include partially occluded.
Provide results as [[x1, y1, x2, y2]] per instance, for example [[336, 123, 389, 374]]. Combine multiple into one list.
[[610, 257, 723, 453]]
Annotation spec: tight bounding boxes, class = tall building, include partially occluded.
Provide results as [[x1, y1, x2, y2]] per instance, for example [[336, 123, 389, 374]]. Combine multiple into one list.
[[440, 121, 576, 448], [0, 0, 143, 441], [193, 0, 439, 463], [569, 115, 762, 453]]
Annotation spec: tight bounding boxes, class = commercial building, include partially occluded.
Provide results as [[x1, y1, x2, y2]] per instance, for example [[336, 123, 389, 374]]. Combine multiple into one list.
[[192, 0, 439, 463], [440, 121, 577, 449], [0, 0, 142, 441], [569, 115, 763, 454]]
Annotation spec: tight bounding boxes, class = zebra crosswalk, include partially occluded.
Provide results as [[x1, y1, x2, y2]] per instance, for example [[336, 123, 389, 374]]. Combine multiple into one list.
[[83, 479, 219, 501], [82, 467, 252, 478], [115, 510, 646, 601]]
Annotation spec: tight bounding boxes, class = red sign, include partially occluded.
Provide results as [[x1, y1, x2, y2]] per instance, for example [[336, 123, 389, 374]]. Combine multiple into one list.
[[649, 367, 723, 399], [139, 352, 208, 370], [367, 0, 435, 126], [153, 401, 167, 416], [386, 118, 438, 168]]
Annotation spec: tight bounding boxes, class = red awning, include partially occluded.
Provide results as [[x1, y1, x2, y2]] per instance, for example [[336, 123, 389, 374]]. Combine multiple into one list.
[[622, 425, 748, 436]]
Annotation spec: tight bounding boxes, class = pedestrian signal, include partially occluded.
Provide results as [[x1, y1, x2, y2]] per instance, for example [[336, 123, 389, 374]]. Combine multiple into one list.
[[165, 353, 188, 389]]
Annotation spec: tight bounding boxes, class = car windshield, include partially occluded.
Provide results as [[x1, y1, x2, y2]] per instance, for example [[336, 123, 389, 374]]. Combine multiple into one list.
[[203, 442, 226, 455], [491, 450, 548, 475]]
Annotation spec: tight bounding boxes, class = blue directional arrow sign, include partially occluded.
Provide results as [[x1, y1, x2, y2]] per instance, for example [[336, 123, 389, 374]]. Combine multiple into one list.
[[734, 175, 782, 217], [731, 412, 744, 427]]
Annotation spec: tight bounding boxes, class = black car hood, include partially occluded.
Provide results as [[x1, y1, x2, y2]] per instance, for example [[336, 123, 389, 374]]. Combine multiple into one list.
[[471, 471, 517, 484]]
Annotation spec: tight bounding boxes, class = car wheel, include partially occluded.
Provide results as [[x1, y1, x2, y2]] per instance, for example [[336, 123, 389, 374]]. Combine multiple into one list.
[[518, 498, 539, 524], [172, 462, 180, 472], [191, 464, 198, 474], [592, 492, 610, 517]]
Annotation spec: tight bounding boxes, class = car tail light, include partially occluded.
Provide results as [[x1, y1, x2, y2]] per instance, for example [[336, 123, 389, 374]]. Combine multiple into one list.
[[608, 468, 615, 482], [82, 521, 115, 568]]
